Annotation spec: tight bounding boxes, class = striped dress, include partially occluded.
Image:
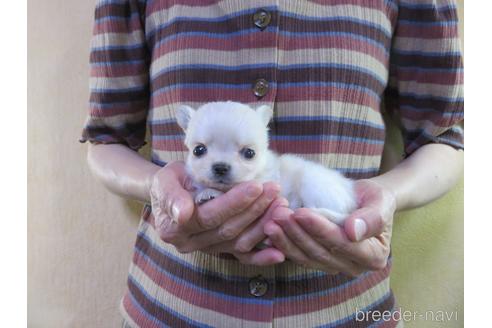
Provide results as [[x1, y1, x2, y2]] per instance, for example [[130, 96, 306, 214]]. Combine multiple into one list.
[[81, 0, 464, 327]]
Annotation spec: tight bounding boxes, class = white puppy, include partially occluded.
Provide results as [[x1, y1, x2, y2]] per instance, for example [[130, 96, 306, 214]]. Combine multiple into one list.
[[175, 101, 357, 225]]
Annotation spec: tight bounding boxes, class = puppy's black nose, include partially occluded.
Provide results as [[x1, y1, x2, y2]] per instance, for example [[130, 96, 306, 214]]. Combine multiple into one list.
[[212, 163, 231, 177]]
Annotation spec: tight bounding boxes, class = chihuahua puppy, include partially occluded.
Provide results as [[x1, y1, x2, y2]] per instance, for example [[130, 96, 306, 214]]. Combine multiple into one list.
[[175, 101, 357, 225]]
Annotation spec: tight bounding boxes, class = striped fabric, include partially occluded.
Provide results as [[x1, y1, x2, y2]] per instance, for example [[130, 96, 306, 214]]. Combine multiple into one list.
[[81, 0, 464, 327]]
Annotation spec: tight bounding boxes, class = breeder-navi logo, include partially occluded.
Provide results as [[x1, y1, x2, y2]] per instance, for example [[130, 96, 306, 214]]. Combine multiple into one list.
[[355, 308, 459, 323]]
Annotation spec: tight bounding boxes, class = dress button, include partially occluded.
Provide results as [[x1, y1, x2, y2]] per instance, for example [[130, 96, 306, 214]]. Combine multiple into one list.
[[249, 276, 268, 297], [253, 10, 271, 30], [253, 78, 269, 98]]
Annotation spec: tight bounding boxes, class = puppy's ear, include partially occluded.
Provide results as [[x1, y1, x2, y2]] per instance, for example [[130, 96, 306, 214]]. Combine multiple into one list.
[[256, 105, 273, 126], [175, 105, 195, 130]]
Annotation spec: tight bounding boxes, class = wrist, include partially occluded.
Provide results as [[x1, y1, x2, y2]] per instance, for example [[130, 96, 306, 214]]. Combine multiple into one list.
[[144, 166, 161, 203], [366, 176, 399, 213], [146, 161, 188, 203]]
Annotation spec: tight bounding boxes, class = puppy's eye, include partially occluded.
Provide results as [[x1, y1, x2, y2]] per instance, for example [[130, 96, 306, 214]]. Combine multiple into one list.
[[241, 148, 255, 159], [193, 144, 207, 157]]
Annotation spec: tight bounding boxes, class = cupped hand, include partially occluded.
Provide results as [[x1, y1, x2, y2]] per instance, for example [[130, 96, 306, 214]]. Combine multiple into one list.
[[263, 179, 396, 276], [149, 161, 286, 266]]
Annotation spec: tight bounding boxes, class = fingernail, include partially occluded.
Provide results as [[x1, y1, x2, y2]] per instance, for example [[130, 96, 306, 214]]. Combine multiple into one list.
[[277, 197, 289, 207], [266, 189, 277, 201], [274, 252, 285, 263], [170, 203, 180, 223], [354, 218, 367, 241], [246, 183, 261, 197], [270, 183, 281, 193], [264, 223, 277, 236]]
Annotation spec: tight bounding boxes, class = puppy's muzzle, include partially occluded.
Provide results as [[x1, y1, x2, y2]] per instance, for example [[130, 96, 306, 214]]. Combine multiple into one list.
[[212, 162, 231, 177]]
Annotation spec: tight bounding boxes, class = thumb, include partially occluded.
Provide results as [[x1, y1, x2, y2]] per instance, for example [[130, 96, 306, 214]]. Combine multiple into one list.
[[167, 186, 195, 226], [344, 207, 384, 242], [167, 164, 195, 225], [151, 164, 195, 227]]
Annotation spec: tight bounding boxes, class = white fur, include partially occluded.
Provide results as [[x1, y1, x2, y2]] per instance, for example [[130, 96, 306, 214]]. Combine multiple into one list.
[[175, 101, 357, 225]]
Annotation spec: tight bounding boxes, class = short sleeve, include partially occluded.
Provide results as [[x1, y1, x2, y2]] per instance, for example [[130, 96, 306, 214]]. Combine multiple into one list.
[[80, 0, 150, 150], [384, 0, 464, 156]]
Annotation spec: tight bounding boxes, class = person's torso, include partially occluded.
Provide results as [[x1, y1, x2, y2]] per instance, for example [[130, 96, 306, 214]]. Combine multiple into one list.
[[144, 0, 397, 179], [121, 2, 400, 327]]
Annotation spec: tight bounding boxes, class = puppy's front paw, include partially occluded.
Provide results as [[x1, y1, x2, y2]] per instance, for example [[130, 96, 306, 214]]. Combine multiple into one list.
[[195, 188, 224, 205]]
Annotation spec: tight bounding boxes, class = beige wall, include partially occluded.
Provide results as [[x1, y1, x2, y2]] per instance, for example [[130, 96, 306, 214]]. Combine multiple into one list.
[[389, 2, 464, 327], [27, 1, 464, 327]]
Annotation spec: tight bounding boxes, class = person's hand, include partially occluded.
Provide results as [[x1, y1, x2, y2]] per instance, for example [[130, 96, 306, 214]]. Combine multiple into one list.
[[263, 179, 396, 276], [149, 161, 286, 266]]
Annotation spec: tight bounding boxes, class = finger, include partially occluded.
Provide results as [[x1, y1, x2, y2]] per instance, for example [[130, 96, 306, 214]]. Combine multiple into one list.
[[234, 197, 289, 253], [264, 221, 313, 268], [332, 237, 390, 270], [164, 161, 194, 190], [273, 214, 363, 276], [200, 240, 236, 254], [200, 241, 286, 266], [295, 210, 390, 271], [293, 208, 350, 248], [344, 207, 385, 242], [189, 181, 264, 232], [215, 182, 280, 239], [233, 248, 285, 266], [185, 184, 280, 250], [150, 163, 195, 227], [154, 214, 190, 249], [150, 195, 193, 248], [294, 209, 372, 266]]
